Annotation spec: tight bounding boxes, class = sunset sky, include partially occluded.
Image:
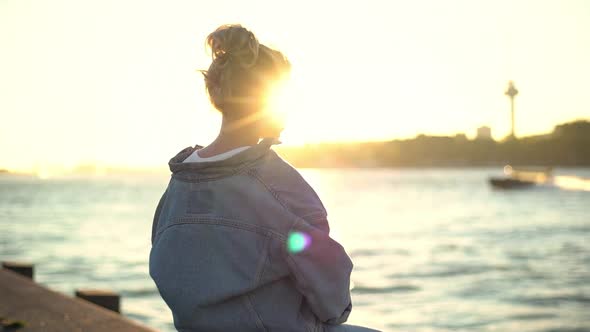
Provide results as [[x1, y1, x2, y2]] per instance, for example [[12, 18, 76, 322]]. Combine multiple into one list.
[[1, 0, 589, 171]]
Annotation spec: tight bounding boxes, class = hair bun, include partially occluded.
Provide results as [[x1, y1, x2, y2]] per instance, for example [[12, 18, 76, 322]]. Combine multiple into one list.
[[202, 24, 291, 113], [207, 25, 260, 69]]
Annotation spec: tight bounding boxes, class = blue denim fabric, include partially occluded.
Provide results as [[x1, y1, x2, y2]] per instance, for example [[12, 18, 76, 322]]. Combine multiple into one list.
[[149, 138, 367, 332]]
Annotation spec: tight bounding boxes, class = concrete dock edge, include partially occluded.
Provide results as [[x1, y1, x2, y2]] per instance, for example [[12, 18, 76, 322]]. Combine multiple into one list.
[[0, 267, 156, 332]]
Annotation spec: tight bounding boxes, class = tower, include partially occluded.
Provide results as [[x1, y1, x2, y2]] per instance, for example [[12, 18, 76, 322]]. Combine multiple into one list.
[[504, 81, 518, 138]]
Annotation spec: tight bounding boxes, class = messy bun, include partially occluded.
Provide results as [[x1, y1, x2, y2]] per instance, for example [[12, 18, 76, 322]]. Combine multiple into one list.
[[207, 24, 260, 69], [202, 24, 290, 116]]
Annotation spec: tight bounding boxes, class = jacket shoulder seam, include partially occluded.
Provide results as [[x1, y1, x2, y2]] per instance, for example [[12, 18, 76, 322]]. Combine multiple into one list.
[[246, 167, 327, 228], [247, 168, 293, 215], [154, 216, 285, 244]]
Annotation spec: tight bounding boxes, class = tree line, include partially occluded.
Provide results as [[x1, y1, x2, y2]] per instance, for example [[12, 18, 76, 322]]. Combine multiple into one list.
[[276, 120, 590, 168]]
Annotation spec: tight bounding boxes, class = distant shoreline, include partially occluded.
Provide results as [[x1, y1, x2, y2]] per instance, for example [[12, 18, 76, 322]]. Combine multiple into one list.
[[2, 120, 588, 173], [277, 120, 590, 168]]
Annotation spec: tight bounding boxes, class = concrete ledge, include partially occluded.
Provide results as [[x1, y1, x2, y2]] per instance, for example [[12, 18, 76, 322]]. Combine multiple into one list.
[[1, 262, 33, 280], [75, 289, 120, 313], [0, 269, 156, 332]]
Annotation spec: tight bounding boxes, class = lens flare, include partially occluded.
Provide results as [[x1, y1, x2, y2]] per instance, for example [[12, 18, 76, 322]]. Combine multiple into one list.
[[287, 231, 311, 253]]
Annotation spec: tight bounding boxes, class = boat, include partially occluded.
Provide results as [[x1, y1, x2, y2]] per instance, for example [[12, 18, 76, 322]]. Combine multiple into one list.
[[489, 177, 536, 189], [488, 165, 553, 189]]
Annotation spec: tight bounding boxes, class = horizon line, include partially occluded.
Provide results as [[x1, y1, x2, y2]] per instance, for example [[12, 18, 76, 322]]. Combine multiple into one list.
[[2, 118, 587, 176]]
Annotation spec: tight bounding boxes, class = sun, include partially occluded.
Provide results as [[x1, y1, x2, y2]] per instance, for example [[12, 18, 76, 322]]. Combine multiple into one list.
[[265, 77, 292, 124], [265, 75, 310, 145]]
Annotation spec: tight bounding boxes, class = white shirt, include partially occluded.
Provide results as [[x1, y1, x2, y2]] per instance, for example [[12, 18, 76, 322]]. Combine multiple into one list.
[[182, 146, 252, 163]]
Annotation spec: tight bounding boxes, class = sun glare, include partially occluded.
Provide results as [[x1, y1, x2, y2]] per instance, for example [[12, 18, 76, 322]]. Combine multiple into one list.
[[263, 71, 326, 146], [264, 76, 306, 143]]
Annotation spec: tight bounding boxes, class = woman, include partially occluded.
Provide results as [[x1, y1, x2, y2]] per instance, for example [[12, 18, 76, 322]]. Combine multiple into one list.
[[149, 25, 380, 332]]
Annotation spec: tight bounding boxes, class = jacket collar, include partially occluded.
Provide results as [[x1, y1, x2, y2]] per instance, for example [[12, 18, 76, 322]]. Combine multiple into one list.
[[168, 137, 280, 176]]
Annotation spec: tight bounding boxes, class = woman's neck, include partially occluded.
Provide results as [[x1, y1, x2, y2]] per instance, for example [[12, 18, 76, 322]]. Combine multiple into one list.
[[197, 117, 259, 158]]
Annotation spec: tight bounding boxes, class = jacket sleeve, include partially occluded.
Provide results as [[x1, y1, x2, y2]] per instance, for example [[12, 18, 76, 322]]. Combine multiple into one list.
[[283, 216, 353, 324], [151, 190, 167, 245]]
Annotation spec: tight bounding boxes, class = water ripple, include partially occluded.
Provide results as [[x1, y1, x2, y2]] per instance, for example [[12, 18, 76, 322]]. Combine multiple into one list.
[[510, 294, 590, 307], [509, 312, 558, 321], [352, 284, 420, 294]]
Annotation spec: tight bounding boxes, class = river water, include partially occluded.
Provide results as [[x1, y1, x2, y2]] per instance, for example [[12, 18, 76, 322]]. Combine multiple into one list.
[[1, 168, 589, 331]]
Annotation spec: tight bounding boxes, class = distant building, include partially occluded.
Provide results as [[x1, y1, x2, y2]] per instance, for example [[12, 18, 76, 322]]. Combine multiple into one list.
[[454, 133, 468, 141], [552, 120, 590, 137], [476, 126, 492, 140]]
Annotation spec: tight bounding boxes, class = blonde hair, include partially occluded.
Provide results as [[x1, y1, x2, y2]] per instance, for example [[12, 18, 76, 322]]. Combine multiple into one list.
[[202, 25, 291, 117]]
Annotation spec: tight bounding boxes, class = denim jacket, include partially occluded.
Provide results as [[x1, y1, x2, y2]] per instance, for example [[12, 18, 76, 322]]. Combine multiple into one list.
[[149, 138, 353, 332]]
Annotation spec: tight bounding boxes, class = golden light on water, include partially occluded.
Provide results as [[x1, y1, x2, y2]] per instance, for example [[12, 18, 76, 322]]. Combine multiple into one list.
[[554, 176, 590, 192]]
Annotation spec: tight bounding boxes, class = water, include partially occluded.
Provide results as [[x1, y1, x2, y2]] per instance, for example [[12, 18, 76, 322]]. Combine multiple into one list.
[[1, 168, 590, 332]]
